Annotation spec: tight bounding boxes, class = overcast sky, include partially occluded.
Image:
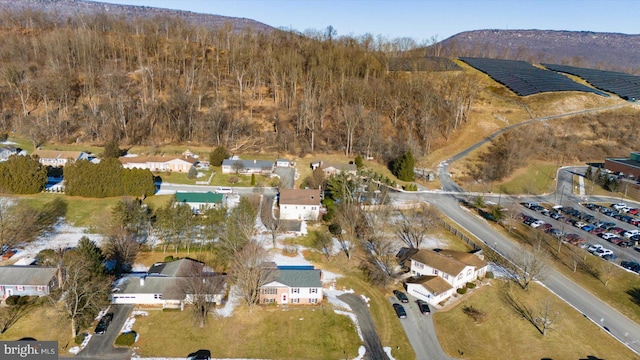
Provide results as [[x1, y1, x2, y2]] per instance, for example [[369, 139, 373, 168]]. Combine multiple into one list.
[[96, 0, 640, 43]]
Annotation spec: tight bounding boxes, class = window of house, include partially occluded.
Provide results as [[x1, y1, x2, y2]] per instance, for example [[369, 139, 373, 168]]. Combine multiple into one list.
[[444, 274, 449, 280], [154, 294, 162, 299], [264, 288, 277, 295], [310, 288, 318, 294], [457, 274, 462, 280], [292, 288, 300, 294], [312, 207, 317, 210], [263, 298, 275, 304], [433, 269, 438, 275], [292, 298, 300, 304], [467, 269, 472, 276], [309, 298, 318, 304]]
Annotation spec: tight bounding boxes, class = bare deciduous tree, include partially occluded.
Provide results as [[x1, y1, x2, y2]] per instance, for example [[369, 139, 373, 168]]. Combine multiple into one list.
[[231, 241, 271, 312], [313, 229, 334, 260], [503, 289, 559, 336], [396, 205, 437, 249], [182, 261, 226, 328], [599, 261, 616, 287], [511, 246, 548, 290]]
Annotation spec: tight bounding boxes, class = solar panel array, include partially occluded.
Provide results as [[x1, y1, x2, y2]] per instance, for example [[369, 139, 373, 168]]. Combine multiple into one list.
[[542, 63, 640, 101], [459, 57, 608, 97]]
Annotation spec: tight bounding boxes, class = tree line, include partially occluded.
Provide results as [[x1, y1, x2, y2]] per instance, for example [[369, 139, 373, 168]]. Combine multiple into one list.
[[63, 159, 156, 198], [0, 9, 480, 164]]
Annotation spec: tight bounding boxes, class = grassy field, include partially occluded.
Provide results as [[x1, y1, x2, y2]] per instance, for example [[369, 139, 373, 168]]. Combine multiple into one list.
[[434, 280, 638, 360], [461, 160, 558, 195], [132, 305, 361, 359], [0, 304, 74, 354]]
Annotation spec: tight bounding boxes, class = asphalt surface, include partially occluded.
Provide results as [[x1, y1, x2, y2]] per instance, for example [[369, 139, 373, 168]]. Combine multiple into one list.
[[75, 304, 134, 359], [389, 296, 454, 360], [338, 293, 389, 360]]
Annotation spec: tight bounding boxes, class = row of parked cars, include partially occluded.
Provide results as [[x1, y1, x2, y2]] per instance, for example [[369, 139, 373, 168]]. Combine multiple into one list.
[[585, 202, 640, 227]]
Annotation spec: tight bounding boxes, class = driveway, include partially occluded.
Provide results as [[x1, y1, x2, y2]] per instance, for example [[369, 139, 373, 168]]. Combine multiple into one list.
[[389, 297, 454, 360], [338, 293, 389, 360], [77, 304, 134, 359]]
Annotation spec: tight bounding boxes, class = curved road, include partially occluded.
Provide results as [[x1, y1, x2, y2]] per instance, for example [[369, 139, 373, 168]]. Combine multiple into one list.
[[338, 294, 389, 360], [429, 103, 640, 354]]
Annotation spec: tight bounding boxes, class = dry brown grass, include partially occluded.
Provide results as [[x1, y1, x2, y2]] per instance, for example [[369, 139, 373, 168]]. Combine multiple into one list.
[[0, 304, 73, 354], [434, 281, 639, 360]]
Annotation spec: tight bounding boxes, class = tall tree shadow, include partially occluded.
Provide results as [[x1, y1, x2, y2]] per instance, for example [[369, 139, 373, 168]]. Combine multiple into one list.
[[627, 287, 640, 306]]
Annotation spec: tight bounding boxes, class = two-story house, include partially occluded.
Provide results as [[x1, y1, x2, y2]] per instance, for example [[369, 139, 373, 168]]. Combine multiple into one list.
[[278, 188, 322, 221], [404, 249, 488, 305], [260, 266, 323, 305]]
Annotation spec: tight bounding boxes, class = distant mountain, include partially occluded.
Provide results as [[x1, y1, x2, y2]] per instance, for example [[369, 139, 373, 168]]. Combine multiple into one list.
[[0, 0, 275, 33], [439, 30, 640, 72]]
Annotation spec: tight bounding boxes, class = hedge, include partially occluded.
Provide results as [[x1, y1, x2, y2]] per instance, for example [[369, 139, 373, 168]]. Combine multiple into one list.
[[115, 332, 136, 347]]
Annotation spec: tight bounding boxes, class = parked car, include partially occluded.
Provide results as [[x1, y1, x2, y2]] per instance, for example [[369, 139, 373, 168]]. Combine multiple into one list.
[[623, 230, 640, 238], [565, 234, 585, 245], [588, 244, 603, 253], [560, 206, 574, 214], [94, 313, 114, 335], [574, 221, 587, 229], [621, 261, 640, 273], [550, 212, 564, 221], [393, 303, 407, 319], [609, 227, 625, 234], [628, 218, 640, 226], [416, 299, 431, 315], [530, 220, 545, 228], [594, 248, 614, 257], [592, 227, 606, 235], [600, 233, 617, 241], [581, 224, 595, 232], [612, 203, 627, 210], [584, 203, 599, 210], [548, 228, 564, 239], [393, 290, 409, 303], [628, 208, 639, 215]]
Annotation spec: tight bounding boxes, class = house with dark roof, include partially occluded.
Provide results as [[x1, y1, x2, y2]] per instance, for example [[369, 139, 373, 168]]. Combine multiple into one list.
[[111, 258, 227, 309], [260, 266, 323, 305], [175, 192, 224, 214], [221, 157, 274, 175], [32, 149, 91, 167], [278, 188, 322, 220], [403, 248, 488, 305], [0, 266, 57, 300]]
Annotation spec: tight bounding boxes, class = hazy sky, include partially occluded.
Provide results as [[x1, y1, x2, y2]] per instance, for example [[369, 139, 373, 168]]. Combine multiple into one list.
[[96, 0, 640, 42]]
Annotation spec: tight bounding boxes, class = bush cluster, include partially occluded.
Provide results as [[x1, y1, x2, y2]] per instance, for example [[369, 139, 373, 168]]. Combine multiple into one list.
[[115, 332, 136, 346], [64, 159, 155, 198], [0, 155, 47, 194], [457, 287, 467, 295]]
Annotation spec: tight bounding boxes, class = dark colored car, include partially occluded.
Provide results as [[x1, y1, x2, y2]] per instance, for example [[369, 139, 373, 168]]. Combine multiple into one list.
[[621, 261, 640, 273], [393, 290, 409, 303], [416, 299, 431, 315], [94, 313, 114, 335], [393, 303, 407, 319]]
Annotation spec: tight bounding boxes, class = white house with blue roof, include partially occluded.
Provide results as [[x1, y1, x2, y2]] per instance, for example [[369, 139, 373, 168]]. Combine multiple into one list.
[[260, 265, 323, 305]]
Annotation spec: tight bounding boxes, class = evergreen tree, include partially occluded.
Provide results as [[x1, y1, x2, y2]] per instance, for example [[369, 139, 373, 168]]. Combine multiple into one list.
[[391, 150, 415, 181], [75, 236, 106, 275], [354, 155, 364, 170], [0, 155, 47, 194], [209, 146, 230, 167], [251, 173, 256, 185], [103, 140, 122, 159]]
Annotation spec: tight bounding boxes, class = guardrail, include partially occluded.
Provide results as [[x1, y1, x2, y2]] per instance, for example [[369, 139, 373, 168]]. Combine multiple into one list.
[[441, 220, 481, 251]]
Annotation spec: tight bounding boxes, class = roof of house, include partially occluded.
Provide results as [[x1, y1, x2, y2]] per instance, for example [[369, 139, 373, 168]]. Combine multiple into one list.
[[221, 158, 274, 169], [148, 258, 204, 277], [279, 188, 322, 206], [437, 249, 487, 269], [32, 149, 84, 160], [175, 192, 223, 204], [407, 275, 453, 294], [0, 266, 57, 286], [410, 249, 475, 276], [263, 268, 322, 288], [119, 155, 197, 165], [322, 163, 357, 172], [115, 275, 227, 299]]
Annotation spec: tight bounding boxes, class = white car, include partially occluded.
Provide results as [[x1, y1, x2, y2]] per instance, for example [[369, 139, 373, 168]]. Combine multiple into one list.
[[601, 233, 617, 240], [612, 203, 627, 210], [574, 221, 587, 229], [594, 248, 614, 257], [623, 230, 640, 238], [587, 244, 603, 253], [530, 220, 545, 228]]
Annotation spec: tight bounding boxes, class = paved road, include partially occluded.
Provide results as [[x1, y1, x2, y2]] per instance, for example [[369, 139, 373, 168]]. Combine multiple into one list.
[[338, 293, 389, 360], [389, 297, 453, 360], [76, 304, 134, 359]]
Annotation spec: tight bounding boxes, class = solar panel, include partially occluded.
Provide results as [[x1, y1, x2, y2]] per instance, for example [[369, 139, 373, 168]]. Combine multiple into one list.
[[460, 57, 608, 97], [542, 63, 640, 101]]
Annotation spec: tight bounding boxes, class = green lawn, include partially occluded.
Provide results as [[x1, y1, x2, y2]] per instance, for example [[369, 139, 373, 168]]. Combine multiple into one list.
[[133, 305, 361, 359], [464, 161, 558, 195], [434, 281, 638, 360]]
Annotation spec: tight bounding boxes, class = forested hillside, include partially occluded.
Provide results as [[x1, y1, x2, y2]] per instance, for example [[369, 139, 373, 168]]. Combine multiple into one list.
[[0, 8, 479, 163]]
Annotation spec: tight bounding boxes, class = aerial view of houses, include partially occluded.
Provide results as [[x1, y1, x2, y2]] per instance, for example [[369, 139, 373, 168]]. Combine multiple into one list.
[[0, 1, 639, 360]]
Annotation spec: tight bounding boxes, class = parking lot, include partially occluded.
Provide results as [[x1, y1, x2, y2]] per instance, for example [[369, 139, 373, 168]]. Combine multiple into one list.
[[518, 201, 640, 271]]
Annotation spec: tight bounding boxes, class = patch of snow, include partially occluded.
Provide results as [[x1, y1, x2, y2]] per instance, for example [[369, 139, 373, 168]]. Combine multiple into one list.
[[360, 294, 370, 304], [299, 220, 308, 235], [215, 285, 239, 318], [383, 346, 397, 360], [155, 189, 176, 195], [270, 251, 310, 266], [95, 306, 112, 321], [196, 172, 206, 178], [488, 262, 513, 279], [68, 346, 81, 355], [131, 263, 150, 272], [10, 222, 104, 261], [121, 311, 148, 333], [68, 333, 92, 354]]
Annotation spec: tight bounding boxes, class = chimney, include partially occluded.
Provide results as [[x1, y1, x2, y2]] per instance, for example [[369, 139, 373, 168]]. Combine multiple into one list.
[[140, 276, 145, 286], [254, 159, 256, 164]]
